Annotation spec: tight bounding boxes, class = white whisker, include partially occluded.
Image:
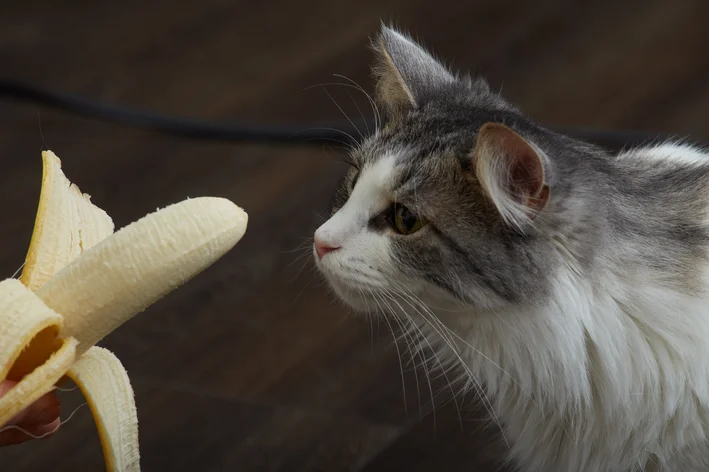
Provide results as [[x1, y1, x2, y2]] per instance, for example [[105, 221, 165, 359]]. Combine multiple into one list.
[[293, 128, 357, 149], [376, 291, 424, 415], [389, 281, 509, 446], [383, 288, 465, 430], [370, 290, 409, 416], [346, 90, 370, 136], [332, 74, 382, 131], [320, 86, 364, 142], [376, 290, 436, 427]]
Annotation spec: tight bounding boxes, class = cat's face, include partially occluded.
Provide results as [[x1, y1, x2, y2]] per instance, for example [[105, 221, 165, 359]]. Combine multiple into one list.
[[314, 26, 556, 316]]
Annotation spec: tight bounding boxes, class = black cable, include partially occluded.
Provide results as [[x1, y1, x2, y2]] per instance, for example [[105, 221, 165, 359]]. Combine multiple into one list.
[[0, 78, 687, 151], [0, 79, 357, 146]]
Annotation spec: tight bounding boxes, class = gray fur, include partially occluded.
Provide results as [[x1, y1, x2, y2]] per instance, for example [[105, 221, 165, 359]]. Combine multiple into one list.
[[329, 25, 709, 309]]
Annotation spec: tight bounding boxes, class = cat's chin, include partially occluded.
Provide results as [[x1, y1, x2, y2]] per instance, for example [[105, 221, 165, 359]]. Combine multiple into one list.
[[315, 255, 381, 313], [322, 276, 373, 313]]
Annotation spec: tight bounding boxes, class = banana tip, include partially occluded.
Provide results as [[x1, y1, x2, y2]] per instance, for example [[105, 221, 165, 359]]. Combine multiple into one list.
[[189, 196, 248, 237]]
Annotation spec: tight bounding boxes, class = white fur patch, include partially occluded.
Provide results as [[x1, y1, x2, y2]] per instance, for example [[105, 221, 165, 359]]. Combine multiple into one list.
[[315, 155, 396, 247], [314, 154, 399, 307], [617, 141, 709, 166]]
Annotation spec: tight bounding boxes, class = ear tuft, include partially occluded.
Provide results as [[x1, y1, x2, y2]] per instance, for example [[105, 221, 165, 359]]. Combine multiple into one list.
[[473, 122, 549, 231], [372, 25, 455, 119]]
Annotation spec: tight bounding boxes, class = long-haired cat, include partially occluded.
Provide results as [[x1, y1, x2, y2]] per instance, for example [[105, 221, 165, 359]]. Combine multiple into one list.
[[313, 25, 709, 472]]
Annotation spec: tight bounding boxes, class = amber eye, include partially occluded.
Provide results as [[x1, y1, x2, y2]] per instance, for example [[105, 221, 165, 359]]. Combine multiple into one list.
[[393, 204, 426, 235]]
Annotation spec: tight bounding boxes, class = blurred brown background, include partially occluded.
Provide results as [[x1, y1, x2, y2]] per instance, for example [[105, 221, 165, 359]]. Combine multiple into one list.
[[1, 1, 708, 471]]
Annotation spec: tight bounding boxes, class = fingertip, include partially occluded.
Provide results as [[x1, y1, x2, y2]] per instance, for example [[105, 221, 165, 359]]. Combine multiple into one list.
[[0, 379, 17, 397], [4, 389, 61, 427], [34, 417, 61, 439], [0, 429, 32, 446], [31, 392, 61, 426]]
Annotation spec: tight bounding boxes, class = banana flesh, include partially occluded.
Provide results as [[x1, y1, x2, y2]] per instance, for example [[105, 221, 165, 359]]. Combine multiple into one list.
[[37, 195, 247, 358], [0, 150, 248, 471]]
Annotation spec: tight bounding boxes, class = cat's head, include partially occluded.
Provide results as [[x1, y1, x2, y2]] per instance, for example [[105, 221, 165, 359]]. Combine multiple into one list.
[[314, 26, 566, 315]]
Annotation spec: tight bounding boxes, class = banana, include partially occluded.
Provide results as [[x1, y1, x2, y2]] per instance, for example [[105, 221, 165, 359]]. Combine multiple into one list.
[[0, 150, 248, 471]]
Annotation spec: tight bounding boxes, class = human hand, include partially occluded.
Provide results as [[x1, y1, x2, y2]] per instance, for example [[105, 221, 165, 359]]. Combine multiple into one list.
[[0, 380, 60, 446]]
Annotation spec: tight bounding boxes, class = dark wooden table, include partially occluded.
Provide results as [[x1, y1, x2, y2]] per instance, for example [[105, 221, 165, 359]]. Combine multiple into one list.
[[1, 1, 708, 470]]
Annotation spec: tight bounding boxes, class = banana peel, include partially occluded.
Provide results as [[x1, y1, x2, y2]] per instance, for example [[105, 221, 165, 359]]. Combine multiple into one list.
[[0, 150, 248, 471]]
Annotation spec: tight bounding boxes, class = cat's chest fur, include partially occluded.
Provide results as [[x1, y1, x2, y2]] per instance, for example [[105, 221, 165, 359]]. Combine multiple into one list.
[[434, 282, 709, 471]]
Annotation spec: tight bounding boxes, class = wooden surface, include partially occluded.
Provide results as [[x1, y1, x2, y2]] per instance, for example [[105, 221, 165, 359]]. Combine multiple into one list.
[[1, 1, 708, 470]]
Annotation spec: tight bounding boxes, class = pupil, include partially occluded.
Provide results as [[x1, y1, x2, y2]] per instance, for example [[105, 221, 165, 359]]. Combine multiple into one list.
[[402, 208, 416, 229]]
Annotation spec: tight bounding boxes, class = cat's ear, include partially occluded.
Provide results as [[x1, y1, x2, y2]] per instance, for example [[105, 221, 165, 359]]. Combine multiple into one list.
[[473, 122, 550, 231], [372, 25, 455, 118]]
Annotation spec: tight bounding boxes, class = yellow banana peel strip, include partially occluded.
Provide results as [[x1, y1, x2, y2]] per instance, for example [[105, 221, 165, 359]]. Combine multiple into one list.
[[67, 347, 139, 472], [21, 150, 114, 291], [0, 150, 248, 471]]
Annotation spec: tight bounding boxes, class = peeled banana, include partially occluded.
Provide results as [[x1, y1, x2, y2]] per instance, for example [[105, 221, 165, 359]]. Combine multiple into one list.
[[0, 150, 248, 471]]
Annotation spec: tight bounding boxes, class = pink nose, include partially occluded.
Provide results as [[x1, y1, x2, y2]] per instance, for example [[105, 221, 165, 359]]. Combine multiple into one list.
[[314, 235, 340, 259]]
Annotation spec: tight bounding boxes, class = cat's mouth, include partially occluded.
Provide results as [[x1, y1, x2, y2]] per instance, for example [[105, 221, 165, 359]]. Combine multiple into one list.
[[315, 259, 384, 312]]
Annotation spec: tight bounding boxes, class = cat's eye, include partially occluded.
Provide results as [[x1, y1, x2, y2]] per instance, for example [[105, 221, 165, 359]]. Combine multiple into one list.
[[393, 204, 426, 235]]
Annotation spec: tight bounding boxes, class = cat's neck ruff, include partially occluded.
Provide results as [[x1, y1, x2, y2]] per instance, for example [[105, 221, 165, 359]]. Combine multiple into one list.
[[419, 264, 709, 472]]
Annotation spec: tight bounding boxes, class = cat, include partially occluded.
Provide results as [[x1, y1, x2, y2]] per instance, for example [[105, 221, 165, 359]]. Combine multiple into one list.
[[312, 24, 709, 472]]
